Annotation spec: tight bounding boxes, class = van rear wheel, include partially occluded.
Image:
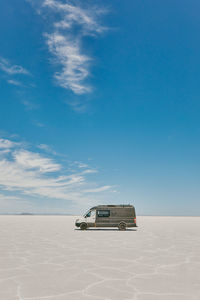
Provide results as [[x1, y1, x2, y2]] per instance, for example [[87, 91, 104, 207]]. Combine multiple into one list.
[[80, 223, 87, 230], [118, 222, 126, 231]]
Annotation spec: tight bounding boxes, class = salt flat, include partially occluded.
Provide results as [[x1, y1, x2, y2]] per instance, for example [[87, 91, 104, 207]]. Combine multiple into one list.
[[0, 216, 200, 300]]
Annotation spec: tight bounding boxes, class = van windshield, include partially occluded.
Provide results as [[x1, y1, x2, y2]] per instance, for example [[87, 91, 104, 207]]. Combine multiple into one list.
[[84, 210, 96, 218], [84, 210, 91, 217]]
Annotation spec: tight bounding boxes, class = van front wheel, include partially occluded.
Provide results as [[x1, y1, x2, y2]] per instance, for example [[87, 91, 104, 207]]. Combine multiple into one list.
[[118, 222, 126, 231], [80, 223, 87, 230]]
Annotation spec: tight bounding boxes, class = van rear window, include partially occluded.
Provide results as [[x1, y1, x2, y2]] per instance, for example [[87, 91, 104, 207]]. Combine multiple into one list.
[[97, 210, 110, 217]]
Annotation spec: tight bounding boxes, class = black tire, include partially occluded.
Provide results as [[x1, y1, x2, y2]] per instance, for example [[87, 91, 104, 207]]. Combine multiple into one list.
[[80, 223, 87, 230], [118, 222, 126, 231]]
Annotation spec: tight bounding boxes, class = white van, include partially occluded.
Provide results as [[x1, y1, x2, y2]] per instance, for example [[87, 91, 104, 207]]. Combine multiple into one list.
[[75, 205, 137, 230]]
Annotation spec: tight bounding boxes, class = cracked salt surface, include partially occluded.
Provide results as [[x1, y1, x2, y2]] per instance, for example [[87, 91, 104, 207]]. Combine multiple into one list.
[[0, 216, 199, 300]]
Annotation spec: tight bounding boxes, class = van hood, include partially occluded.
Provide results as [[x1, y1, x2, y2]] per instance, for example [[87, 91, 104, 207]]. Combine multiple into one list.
[[75, 216, 85, 223]]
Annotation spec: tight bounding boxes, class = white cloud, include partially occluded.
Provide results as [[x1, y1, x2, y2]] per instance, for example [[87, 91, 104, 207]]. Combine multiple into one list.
[[82, 169, 98, 174], [21, 100, 39, 110], [43, 0, 106, 35], [0, 138, 113, 209], [33, 121, 45, 128], [83, 186, 112, 193], [0, 57, 29, 75], [40, 0, 107, 96], [14, 150, 61, 173], [74, 161, 89, 168], [0, 138, 19, 149], [0, 149, 11, 156], [7, 79, 22, 86], [46, 33, 91, 94], [38, 143, 57, 155]]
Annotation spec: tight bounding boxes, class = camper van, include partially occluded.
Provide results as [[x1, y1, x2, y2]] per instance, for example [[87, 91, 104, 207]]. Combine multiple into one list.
[[75, 205, 137, 230]]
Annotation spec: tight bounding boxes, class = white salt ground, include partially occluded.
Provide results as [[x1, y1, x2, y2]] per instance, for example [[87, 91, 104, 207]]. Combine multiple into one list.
[[0, 216, 199, 300]]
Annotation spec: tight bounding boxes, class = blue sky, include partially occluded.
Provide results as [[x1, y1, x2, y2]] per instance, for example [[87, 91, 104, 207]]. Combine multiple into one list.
[[0, 0, 200, 215]]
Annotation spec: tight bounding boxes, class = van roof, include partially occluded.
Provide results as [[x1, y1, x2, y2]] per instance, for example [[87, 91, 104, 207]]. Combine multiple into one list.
[[90, 205, 134, 209]]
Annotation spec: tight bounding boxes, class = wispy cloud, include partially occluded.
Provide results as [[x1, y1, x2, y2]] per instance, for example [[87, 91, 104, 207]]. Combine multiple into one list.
[[32, 120, 46, 128], [21, 99, 39, 110], [38, 143, 57, 154], [46, 33, 91, 94], [39, 0, 107, 96], [13, 150, 61, 173], [0, 57, 29, 75], [83, 186, 112, 193], [0, 138, 19, 149], [7, 79, 23, 86], [0, 137, 113, 210], [43, 0, 106, 34], [0, 57, 32, 92]]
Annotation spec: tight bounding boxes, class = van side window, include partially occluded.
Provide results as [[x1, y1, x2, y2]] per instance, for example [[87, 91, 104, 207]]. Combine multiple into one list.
[[97, 210, 110, 217]]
